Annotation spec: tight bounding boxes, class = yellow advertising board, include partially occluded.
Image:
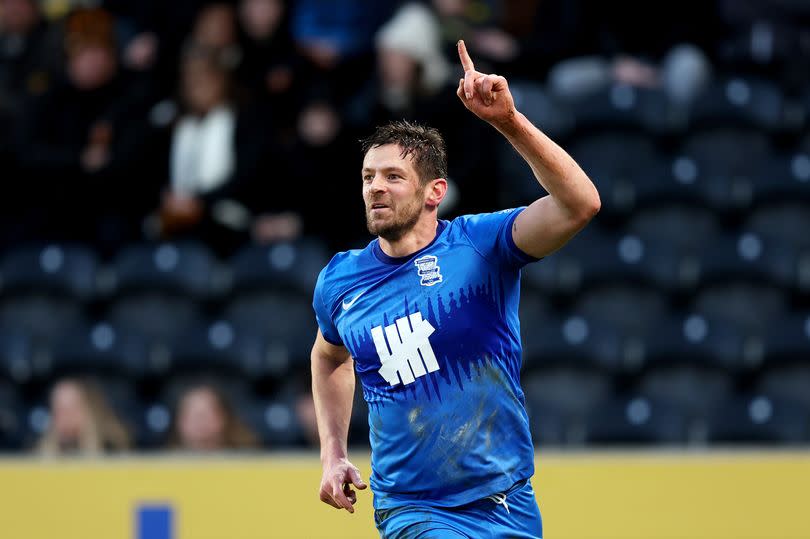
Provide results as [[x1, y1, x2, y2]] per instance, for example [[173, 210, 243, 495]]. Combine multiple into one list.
[[0, 450, 808, 539]]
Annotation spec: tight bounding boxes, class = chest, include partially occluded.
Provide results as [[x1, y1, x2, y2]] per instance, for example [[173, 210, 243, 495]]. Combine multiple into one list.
[[334, 248, 508, 375]]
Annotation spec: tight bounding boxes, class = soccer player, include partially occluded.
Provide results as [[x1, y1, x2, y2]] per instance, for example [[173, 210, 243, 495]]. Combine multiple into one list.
[[311, 40, 600, 538]]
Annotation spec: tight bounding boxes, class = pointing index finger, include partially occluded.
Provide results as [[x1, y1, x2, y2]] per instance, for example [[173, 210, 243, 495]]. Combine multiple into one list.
[[457, 39, 475, 73]]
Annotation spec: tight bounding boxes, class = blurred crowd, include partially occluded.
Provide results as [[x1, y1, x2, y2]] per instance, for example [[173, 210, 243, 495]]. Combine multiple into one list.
[[3, 0, 809, 257], [3, 0, 810, 455]]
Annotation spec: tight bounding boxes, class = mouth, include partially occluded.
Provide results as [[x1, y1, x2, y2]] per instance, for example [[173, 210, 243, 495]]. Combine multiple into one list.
[[370, 203, 390, 211]]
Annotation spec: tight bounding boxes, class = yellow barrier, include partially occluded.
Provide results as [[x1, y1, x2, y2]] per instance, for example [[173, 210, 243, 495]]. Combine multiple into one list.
[[0, 451, 808, 539]]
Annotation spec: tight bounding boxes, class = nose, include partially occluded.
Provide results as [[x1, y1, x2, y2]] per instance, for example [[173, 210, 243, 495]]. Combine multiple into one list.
[[368, 173, 387, 193]]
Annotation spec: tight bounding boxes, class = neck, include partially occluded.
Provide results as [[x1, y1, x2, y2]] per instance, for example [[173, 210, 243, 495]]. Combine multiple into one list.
[[378, 214, 439, 258]]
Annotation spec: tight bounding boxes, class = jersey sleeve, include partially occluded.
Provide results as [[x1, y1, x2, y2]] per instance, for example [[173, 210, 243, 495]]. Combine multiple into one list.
[[458, 208, 540, 269], [312, 266, 343, 346]]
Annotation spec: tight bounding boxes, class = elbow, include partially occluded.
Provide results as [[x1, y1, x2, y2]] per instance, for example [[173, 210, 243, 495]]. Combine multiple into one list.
[[575, 190, 601, 227]]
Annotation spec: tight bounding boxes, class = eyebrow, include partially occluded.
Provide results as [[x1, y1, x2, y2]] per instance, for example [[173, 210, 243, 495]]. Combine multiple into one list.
[[362, 165, 409, 174]]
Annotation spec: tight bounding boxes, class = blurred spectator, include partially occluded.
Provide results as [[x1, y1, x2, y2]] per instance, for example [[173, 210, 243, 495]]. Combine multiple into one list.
[[714, 0, 810, 93], [290, 0, 395, 103], [149, 44, 269, 255], [546, 0, 716, 106], [13, 7, 154, 251], [168, 383, 258, 451], [0, 0, 63, 114], [345, 2, 495, 216], [236, 0, 301, 128], [37, 378, 132, 456], [189, 1, 240, 68]]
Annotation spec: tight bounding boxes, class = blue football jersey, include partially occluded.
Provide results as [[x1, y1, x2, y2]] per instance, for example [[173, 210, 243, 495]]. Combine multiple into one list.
[[313, 208, 539, 509]]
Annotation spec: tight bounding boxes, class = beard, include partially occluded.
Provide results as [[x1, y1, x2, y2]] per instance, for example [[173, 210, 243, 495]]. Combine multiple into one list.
[[366, 189, 424, 241]]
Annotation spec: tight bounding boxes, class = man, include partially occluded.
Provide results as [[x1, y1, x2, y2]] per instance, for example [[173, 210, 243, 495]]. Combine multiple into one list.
[[311, 40, 600, 538]]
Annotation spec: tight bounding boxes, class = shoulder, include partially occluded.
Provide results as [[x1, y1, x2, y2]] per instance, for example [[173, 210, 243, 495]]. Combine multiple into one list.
[[449, 208, 525, 234], [315, 244, 374, 305]]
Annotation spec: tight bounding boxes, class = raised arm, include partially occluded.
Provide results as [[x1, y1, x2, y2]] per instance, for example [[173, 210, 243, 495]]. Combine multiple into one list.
[[456, 40, 600, 259], [311, 329, 366, 513]]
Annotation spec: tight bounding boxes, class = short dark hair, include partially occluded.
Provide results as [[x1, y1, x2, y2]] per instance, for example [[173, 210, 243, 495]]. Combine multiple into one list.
[[360, 121, 447, 184]]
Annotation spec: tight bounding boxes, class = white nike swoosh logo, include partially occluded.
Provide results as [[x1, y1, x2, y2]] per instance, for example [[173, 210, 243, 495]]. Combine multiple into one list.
[[342, 290, 366, 311]]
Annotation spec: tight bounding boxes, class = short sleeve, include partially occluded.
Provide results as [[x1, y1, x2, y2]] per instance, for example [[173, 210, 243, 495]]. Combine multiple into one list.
[[458, 208, 540, 269], [312, 267, 343, 346]]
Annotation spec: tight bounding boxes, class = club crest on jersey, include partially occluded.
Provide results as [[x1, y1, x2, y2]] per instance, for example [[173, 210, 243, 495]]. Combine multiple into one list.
[[414, 255, 442, 286]]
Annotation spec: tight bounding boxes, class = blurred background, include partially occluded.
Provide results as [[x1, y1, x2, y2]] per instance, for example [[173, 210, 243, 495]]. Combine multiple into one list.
[[1, 0, 810, 536]]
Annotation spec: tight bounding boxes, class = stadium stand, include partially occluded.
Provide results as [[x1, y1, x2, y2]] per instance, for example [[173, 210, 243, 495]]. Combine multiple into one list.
[[1, 0, 809, 451]]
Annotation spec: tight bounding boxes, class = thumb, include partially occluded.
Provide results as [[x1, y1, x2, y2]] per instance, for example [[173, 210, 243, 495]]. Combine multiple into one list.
[[349, 467, 367, 489]]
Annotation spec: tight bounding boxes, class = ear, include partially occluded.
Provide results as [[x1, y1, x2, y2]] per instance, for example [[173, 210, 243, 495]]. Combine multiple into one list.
[[424, 178, 448, 208]]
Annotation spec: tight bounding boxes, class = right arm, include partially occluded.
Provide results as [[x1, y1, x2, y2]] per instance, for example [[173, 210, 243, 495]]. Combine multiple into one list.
[[311, 329, 367, 513]]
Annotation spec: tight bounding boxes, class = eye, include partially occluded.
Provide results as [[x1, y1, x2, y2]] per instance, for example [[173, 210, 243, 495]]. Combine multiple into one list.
[[363, 174, 373, 182], [388, 174, 401, 180]]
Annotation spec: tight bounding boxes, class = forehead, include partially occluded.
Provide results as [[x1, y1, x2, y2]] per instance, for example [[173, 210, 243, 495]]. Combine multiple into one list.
[[362, 144, 417, 173]]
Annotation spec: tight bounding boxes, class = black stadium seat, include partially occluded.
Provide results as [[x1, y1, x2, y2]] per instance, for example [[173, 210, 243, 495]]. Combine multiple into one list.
[[567, 132, 660, 220], [636, 365, 734, 419], [691, 283, 787, 335], [108, 294, 202, 344], [45, 321, 150, 382], [0, 244, 99, 300], [706, 394, 809, 444], [229, 238, 330, 297], [583, 395, 690, 445], [522, 312, 626, 373], [111, 241, 222, 299], [0, 382, 24, 450], [641, 312, 750, 373], [163, 319, 267, 382], [0, 329, 33, 385], [687, 77, 785, 131], [754, 314, 810, 408]]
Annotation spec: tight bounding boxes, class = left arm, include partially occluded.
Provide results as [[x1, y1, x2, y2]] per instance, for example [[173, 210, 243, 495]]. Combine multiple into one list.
[[456, 40, 601, 259]]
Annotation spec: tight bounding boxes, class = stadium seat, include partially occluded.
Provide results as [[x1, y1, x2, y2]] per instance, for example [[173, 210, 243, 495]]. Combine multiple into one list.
[[229, 238, 330, 298], [687, 77, 785, 131], [521, 311, 626, 373], [163, 319, 267, 382], [0, 382, 23, 450], [695, 231, 799, 291], [745, 203, 810, 249], [706, 394, 809, 444], [0, 295, 86, 343], [567, 132, 659, 221], [636, 365, 734, 419], [751, 151, 810, 205], [0, 244, 99, 300], [691, 283, 787, 335], [754, 313, 810, 407], [637, 130, 772, 214], [224, 293, 316, 375], [242, 390, 307, 448], [111, 241, 223, 299], [573, 285, 668, 335], [107, 294, 202, 344], [641, 312, 750, 373], [45, 321, 150, 382], [522, 226, 656, 296], [562, 83, 671, 133], [522, 368, 613, 422], [583, 395, 690, 445], [626, 205, 720, 253], [0, 329, 33, 385], [524, 395, 567, 446]]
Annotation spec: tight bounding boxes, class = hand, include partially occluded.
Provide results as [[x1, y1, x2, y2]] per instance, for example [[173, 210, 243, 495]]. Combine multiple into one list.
[[319, 457, 367, 513], [456, 39, 516, 127]]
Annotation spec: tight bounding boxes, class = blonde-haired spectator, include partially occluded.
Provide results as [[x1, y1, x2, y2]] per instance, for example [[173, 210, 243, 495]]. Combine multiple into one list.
[[37, 378, 131, 456]]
